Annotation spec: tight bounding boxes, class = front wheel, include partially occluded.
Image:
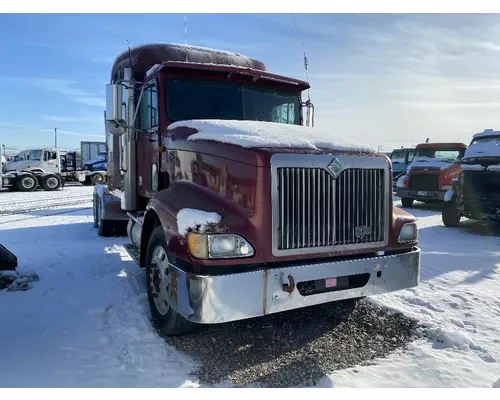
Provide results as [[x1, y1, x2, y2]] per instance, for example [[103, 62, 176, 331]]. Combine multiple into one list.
[[15, 173, 37, 192], [442, 200, 461, 227], [401, 197, 414, 207], [146, 226, 197, 336]]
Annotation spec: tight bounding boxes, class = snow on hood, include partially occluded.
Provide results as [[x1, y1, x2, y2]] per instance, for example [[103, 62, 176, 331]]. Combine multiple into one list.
[[487, 164, 500, 172], [461, 164, 485, 171], [176, 208, 222, 236], [407, 160, 454, 173], [167, 120, 376, 154]]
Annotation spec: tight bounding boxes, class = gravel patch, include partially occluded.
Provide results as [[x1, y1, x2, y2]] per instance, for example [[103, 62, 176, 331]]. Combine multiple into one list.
[[165, 299, 422, 388]]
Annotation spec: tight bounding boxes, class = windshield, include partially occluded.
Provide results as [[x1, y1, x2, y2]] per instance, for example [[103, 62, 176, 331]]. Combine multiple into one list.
[[391, 150, 406, 163], [470, 135, 500, 146], [28, 150, 42, 161], [165, 79, 300, 125], [391, 149, 415, 164], [413, 148, 464, 163]]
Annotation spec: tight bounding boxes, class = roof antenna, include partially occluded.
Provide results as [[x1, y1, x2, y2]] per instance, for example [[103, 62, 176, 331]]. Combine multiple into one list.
[[125, 26, 134, 78], [290, 14, 311, 102], [184, 14, 189, 62]]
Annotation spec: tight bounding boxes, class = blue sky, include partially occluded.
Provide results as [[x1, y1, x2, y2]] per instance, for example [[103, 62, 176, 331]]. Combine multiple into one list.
[[1, 13, 500, 152]]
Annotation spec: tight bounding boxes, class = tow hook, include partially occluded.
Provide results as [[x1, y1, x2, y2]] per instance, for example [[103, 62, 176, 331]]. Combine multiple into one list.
[[282, 274, 295, 293]]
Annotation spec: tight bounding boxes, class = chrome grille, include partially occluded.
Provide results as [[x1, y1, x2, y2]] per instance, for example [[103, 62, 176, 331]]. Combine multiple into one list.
[[274, 163, 387, 253]]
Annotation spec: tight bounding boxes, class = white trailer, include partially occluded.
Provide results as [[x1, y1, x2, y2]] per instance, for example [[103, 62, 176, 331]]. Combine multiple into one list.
[[81, 141, 106, 166]]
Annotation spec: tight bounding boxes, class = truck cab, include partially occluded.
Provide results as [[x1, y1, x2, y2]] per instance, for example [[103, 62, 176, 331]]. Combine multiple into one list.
[[390, 147, 415, 189], [9, 148, 61, 174], [395, 142, 467, 207], [442, 129, 500, 227], [0, 147, 66, 192], [93, 43, 421, 336]]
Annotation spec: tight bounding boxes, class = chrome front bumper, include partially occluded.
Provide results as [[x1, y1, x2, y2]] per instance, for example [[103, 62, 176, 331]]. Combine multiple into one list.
[[168, 248, 421, 324], [396, 188, 446, 201]]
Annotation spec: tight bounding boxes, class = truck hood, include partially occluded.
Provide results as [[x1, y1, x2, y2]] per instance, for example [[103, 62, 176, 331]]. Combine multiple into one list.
[[5, 160, 37, 172], [407, 160, 455, 173], [165, 120, 381, 167]]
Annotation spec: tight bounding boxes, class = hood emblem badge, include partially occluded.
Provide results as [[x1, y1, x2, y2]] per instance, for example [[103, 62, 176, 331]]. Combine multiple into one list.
[[355, 226, 372, 239], [327, 158, 343, 178]]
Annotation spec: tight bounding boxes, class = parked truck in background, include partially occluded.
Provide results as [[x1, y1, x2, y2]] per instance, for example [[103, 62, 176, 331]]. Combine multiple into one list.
[[390, 147, 415, 190], [93, 43, 420, 336], [442, 129, 500, 227], [0, 147, 71, 191], [0, 141, 107, 191], [395, 142, 467, 207], [79, 141, 108, 185]]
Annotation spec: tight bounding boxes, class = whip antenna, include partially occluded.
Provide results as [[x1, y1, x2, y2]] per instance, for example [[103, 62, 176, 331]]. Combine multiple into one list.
[[125, 26, 134, 77], [290, 14, 311, 102]]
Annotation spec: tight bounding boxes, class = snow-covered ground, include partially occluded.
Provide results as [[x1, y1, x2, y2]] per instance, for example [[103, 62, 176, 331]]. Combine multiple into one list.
[[325, 199, 500, 388], [0, 187, 499, 387]]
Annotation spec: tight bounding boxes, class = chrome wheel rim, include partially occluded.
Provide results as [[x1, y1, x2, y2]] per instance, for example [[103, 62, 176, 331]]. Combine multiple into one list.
[[22, 177, 36, 189], [149, 245, 171, 316], [46, 177, 59, 188], [93, 174, 104, 184]]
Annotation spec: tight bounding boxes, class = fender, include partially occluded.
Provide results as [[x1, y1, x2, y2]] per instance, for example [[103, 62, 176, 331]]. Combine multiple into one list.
[[93, 184, 128, 221], [20, 168, 45, 174], [444, 189, 455, 203], [141, 180, 254, 270]]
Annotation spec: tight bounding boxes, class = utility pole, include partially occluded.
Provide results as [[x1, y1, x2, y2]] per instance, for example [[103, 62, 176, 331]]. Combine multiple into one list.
[[54, 128, 57, 148]]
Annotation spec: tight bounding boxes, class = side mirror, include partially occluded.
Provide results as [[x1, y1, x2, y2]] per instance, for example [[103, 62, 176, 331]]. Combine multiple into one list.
[[303, 100, 315, 127], [106, 83, 126, 136]]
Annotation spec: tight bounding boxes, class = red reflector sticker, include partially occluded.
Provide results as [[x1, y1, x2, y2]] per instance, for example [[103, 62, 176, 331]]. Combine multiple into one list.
[[325, 277, 337, 288]]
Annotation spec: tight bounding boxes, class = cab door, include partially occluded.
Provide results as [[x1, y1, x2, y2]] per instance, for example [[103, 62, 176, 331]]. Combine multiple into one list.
[[43, 150, 60, 174]]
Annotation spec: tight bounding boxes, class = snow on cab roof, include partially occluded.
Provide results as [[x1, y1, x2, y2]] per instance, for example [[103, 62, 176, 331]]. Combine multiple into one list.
[[111, 43, 266, 81], [167, 120, 376, 153], [463, 129, 500, 160], [472, 128, 500, 139]]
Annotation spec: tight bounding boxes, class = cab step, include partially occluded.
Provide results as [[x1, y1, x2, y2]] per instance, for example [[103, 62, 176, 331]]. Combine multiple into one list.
[[124, 243, 140, 266]]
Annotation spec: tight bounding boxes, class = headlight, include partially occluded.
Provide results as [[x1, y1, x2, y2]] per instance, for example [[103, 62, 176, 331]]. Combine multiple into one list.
[[187, 233, 255, 259], [441, 185, 452, 190], [398, 222, 418, 243]]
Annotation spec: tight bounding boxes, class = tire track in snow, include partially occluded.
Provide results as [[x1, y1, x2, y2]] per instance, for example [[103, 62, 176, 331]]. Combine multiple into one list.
[[0, 203, 92, 225], [0, 197, 92, 216]]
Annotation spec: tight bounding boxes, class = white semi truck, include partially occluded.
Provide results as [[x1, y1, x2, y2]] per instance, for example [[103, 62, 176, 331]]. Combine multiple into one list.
[[0, 142, 108, 192], [0, 147, 79, 191]]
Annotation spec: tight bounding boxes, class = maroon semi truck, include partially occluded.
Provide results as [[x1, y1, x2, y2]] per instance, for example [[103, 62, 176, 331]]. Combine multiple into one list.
[[94, 43, 421, 336]]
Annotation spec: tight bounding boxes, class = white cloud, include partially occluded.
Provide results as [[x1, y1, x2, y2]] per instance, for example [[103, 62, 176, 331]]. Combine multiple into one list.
[[299, 14, 500, 150], [31, 79, 105, 108]]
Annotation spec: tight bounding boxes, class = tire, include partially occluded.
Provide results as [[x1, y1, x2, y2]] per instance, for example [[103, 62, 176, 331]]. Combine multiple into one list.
[[92, 195, 99, 228], [15, 173, 37, 192], [41, 174, 62, 191], [91, 172, 106, 185], [401, 197, 414, 207], [442, 199, 461, 227], [146, 226, 197, 336], [94, 196, 114, 236]]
